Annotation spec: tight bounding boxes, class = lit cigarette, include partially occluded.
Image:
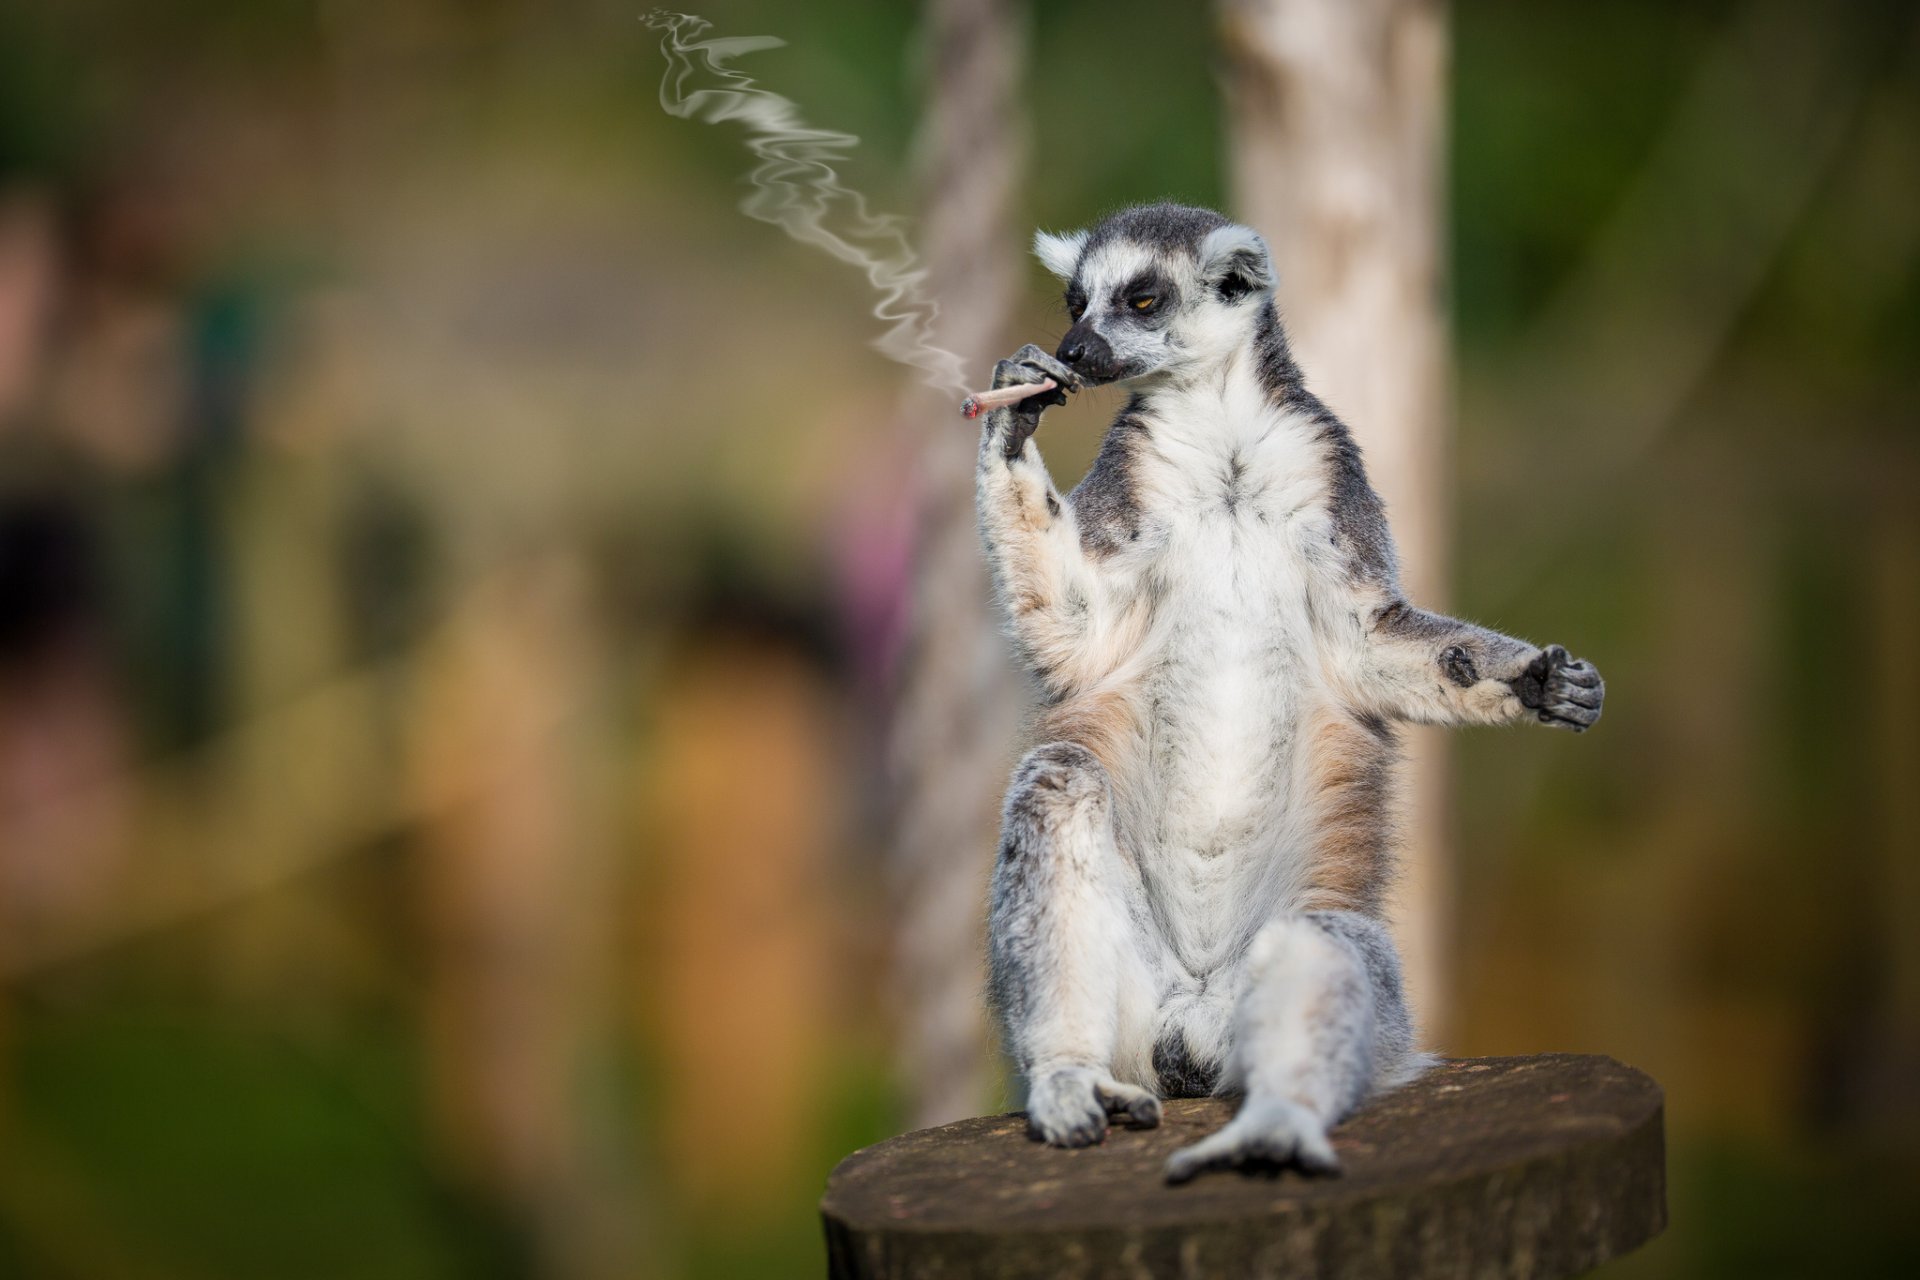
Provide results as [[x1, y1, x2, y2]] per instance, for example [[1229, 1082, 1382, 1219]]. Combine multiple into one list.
[[960, 379, 1058, 419]]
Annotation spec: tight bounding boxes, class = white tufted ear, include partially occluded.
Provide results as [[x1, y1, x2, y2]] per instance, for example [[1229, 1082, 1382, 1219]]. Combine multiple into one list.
[[1032, 228, 1089, 281], [1198, 223, 1275, 297]]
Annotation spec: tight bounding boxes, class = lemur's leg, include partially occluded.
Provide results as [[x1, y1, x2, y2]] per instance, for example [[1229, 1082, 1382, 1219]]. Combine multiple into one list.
[[1164, 910, 1424, 1183], [990, 742, 1163, 1147], [1353, 600, 1604, 731], [975, 347, 1112, 693]]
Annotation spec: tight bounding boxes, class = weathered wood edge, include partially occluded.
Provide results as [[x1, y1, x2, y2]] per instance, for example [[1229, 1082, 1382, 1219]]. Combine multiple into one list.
[[820, 1054, 1667, 1280]]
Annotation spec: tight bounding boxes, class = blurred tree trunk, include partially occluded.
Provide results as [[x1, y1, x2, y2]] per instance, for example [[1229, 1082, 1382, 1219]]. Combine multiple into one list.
[[647, 637, 839, 1219], [1219, 0, 1455, 1036], [887, 0, 1029, 1127], [1869, 508, 1920, 1138], [410, 557, 634, 1280]]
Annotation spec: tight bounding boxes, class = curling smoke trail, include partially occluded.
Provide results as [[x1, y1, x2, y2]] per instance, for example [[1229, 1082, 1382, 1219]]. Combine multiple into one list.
[[644, 10, 969, 396]]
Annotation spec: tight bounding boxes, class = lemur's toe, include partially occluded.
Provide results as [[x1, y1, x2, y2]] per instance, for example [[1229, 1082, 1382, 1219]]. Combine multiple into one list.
[[1095, 1080, 1162, 1128], [1040, 1116, 1106, 1147], [1027, 1104, 1105, 1147], [1163, 1133, 1232, 1184], [1292, 1128, 1341, 1175], [1163, 1100, 1338, 1183], [1162, 1154, 1201, 1183]]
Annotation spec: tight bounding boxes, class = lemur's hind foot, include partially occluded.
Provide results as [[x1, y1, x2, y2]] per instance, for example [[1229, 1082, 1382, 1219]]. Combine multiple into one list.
[[1163, 1096, 1338, 1183], [1025, 1067, 1162, 1148]]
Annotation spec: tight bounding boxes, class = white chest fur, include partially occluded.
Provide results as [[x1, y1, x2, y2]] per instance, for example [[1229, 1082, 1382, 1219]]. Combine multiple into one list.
[[1107, 381, 1337, 969]]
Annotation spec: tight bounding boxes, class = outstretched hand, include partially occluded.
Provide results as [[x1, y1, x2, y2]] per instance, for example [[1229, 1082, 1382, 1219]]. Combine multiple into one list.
[[1513, 644, 1604, 731]]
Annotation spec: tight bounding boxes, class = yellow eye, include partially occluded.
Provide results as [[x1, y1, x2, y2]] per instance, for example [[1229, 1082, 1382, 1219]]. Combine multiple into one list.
[[1131, 295, 1156, 311]]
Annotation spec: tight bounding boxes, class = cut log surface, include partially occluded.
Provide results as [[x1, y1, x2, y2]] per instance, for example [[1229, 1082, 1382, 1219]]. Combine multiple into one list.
[[821, 1054, 1665, 1280]]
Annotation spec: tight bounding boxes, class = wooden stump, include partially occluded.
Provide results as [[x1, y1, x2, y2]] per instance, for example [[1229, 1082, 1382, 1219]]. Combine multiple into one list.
[[821, 1054, 1665, 1280]]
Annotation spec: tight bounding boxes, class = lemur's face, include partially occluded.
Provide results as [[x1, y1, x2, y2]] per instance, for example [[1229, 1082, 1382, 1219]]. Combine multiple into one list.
[[1033, 204, 1275, 386]]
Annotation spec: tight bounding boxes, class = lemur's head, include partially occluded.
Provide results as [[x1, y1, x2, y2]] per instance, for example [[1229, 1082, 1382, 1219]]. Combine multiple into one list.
[[1033, 202, 1275, 386]]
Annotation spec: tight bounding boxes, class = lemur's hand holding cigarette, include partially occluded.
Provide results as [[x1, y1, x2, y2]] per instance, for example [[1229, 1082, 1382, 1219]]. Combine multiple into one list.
[[970, 344, 1082, 459], [959, 380, 1059, 418]]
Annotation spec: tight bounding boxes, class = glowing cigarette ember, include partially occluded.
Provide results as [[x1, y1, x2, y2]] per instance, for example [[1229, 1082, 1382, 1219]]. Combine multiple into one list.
[[960, 379, 1058, 419]]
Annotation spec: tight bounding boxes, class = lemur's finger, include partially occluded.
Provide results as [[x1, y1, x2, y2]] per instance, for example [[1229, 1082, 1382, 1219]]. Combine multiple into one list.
[[986, 360, 1069, 424], [1539, 702, 1599, 730], [1015, 369, 1072, 406], [990, 357, 1055, 390], [1549, 684, 1603, 710], [1558, 661, 1602, 688], [991, 354, 1069, 389], [1011, 343, 1083, 390]]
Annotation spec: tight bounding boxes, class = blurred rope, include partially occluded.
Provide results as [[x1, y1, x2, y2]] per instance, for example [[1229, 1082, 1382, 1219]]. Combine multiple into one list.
[[885, 0, 1029, 1129]]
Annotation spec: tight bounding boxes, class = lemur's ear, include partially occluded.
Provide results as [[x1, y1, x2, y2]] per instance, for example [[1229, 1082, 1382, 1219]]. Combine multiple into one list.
[[1199, 223, 1275, 301], [1032, 228, 1088, 281]]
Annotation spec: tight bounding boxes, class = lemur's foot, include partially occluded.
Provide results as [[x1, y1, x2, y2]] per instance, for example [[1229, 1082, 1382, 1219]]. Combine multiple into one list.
[[1025, 1067, 1161, 1148], [989, 345, 1081, 458], [1163, 1096, 1338, 1184], [1514, 644, 1604, 732]]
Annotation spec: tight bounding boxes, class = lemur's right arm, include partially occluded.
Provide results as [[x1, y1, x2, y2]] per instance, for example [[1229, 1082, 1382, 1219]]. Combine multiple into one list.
[[975, 346, 1114, 693]]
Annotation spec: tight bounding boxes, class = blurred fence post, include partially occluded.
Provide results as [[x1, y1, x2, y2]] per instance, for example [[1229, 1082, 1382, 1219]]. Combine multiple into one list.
[[1219, 0, 1455, 1036], [886, 0, 1030, 1128]]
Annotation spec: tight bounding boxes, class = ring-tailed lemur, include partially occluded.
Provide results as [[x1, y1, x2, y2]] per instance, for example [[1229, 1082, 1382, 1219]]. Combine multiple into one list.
[[976, 203, 1603, 1183]]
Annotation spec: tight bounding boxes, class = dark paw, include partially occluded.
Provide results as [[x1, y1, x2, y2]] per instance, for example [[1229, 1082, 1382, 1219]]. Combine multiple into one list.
[[1028, 1107, 1106, 1148], [993, 343, 1081, 394], [989, 344, 1080, 457], [1096, 1080, 1162, 1129], [1514, 644, 1604, 731], [1025, 1069, 1111, 1148]]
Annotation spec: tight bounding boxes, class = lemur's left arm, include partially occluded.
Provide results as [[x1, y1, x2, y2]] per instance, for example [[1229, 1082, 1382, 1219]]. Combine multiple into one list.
[[1337, 594, 1605, 731]]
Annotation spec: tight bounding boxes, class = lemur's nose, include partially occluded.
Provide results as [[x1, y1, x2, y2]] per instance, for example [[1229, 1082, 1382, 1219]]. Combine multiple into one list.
[[1058, 337, 1087, 367]]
